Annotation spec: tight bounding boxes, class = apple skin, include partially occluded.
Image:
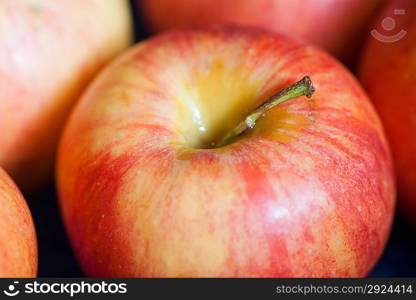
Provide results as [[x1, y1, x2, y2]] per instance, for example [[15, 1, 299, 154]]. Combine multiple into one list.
[[0, 168, 37, 277], [57, 27, 395, 277], [359, 0, 416, 224], [137, 0, 385, 64], [0, 0, 133, 191]]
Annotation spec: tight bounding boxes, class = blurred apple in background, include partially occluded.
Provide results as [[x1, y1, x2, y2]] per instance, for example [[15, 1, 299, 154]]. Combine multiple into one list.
[[0, 0, 133, 191], [0, 168, 37, 277], [137, 0, 385, 65], [57, 27, 395, 277], [359, 0, 416, 225]]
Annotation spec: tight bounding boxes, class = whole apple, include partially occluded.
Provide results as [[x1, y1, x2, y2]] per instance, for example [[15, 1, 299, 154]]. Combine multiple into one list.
[[359, 0, 416, 224], [137, 0, 385, 64], [0, 0, 133, 191], [0, 168, 37, 277], [57, 27, 395, 277]]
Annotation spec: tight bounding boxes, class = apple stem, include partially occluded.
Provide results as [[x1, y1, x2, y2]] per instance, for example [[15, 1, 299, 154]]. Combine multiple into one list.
[[215, 76, 315, 147]]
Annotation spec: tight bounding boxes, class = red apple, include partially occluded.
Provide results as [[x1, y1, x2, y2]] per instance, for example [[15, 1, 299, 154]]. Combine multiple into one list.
[[359, 0, 416, 224], [0, 0, 133, 191], [137, 0, 385, 64], [0, 168, 37, 277], [57, 27, 395, 277]]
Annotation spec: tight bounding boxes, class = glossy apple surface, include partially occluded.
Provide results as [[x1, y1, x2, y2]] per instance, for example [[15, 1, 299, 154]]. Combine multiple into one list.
[[359, 0, 416, 224], [0, 168, 37, 277], [57, 27, 395, 277], [0, 0, 133, 190], [138, 0, 384, 64]]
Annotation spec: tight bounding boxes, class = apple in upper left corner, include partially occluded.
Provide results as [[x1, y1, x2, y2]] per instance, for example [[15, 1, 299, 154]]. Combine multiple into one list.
[[0, 0, 133, 191]]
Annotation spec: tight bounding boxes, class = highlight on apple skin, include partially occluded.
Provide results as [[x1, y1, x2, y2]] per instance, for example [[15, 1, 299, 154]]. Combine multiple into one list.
[[359, 0, 416, 225], [0, 168, 37, 277], [0, 0, 133, 191], [57, 26, 395, 277], [137, 0, 385, 64]]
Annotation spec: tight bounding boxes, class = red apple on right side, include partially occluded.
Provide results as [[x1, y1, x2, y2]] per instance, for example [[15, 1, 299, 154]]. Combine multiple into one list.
[[359, 0, 416, 224]]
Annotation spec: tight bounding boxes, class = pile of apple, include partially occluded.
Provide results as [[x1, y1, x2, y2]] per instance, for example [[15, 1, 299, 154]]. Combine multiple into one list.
[[0, 0, 414, 277]]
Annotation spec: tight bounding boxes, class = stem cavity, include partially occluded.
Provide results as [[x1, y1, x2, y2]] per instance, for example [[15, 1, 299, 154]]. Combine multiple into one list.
[[215, 76, 315, 147]]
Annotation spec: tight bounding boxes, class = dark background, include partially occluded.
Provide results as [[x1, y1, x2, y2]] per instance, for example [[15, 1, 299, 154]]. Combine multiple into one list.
[[24, 0, 416, 278]]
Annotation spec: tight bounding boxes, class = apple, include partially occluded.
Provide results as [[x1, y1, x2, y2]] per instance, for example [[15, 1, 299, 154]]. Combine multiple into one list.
[[57, 26, 395, 277], [0, 0, 133, 191], [0, 168, 37, 277], [359, 0, 416, 224], [137, 0, 385, 65]]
